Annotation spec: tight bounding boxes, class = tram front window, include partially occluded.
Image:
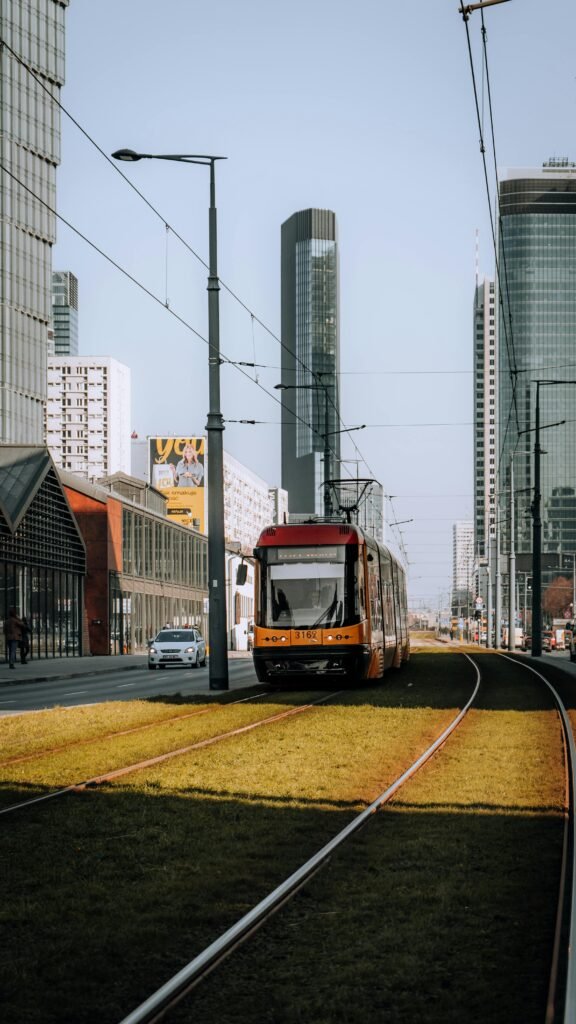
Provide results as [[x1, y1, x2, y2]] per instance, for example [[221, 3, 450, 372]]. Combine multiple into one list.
[[267, 561, 345, 629]]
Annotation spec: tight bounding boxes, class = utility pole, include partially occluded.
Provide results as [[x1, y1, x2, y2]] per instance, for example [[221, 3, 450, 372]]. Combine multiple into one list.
[[508, 459, 516, 652]]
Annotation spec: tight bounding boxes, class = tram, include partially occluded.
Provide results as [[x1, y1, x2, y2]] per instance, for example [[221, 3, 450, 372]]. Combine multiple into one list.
[[251, 520, 409, 683]]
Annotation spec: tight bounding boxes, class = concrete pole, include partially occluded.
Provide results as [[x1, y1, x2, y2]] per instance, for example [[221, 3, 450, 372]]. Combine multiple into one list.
[[206, 159, 228, 689], [508, 459, 516, 651]]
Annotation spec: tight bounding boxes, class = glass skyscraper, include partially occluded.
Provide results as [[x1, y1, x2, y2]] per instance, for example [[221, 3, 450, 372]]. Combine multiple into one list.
[[0, 0, 70, 443], [50, 271, 79, 356], [498, 161, 576, 583], [280, 209, 340, 515]]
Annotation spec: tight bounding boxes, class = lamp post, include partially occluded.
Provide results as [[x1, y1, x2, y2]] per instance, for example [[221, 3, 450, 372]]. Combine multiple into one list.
[[528, 379, 575, 657], [274, 379, 364, 517], [112, 148, 229, 690], [494, 502, 502, 648], [507, 451, 531, 652]]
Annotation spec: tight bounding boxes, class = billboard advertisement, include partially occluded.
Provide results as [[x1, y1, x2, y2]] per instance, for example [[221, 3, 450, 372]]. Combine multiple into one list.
[[149, 436, 206, 532]]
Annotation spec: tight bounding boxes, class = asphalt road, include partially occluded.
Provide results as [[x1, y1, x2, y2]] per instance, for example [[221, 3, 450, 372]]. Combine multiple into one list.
[[0, 657, 260, 716]]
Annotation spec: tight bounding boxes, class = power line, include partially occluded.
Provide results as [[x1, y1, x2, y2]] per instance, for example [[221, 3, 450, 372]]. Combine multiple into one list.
[[0, 159, 352, 475], [460, 5, 521, 464], [0, 36, 377, 481]]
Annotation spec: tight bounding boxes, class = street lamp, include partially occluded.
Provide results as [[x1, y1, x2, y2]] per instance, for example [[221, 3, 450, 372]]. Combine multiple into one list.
[[112, 147, 229, 690], [274, 378, 340, 517], [525, 378, 576, 657], [507, 451, 531, 652]]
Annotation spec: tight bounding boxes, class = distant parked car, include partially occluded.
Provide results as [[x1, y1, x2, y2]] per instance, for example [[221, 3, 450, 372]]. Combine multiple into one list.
[[148, 628, 206, 670], [521, 634, 532, 652]]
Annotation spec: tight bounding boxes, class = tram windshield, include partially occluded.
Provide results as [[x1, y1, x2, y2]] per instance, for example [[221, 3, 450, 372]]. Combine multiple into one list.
[[262, 545, 356, 629]]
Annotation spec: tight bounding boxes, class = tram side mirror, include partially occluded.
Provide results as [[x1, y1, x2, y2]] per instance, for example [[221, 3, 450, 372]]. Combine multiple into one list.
[[236, 563, 248, 586]]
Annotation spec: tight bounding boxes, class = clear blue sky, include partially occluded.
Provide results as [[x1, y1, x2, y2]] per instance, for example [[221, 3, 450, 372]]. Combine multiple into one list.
[[53, 0, 575, 609]]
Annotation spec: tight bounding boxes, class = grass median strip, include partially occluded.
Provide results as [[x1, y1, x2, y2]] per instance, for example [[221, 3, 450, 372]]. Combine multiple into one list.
[[1, 653, 497, 1024]]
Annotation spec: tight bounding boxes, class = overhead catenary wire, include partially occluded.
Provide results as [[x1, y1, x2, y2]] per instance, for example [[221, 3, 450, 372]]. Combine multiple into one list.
[[478, 8, 523, 489], [0, 36, 376, 482], [0, 159, 351, 475], [460, 5, 520, 468]]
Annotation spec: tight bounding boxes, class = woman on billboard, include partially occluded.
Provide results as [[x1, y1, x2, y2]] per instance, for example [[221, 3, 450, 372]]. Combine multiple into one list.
[[172, 443, 204, 487]]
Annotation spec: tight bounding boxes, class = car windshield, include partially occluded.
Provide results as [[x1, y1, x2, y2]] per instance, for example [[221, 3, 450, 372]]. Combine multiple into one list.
[[155, 631, 196, 642]]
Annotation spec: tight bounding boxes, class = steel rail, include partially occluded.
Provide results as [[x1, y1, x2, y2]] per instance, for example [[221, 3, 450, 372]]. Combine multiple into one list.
[[0, 691, 272, 768], [0, 691, 343, 818], [499, 654, 576, 1024], [117, 655, 481, 1024]]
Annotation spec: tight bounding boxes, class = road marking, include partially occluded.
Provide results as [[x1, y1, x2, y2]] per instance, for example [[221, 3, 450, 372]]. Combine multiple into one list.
[[64, 690, 88, 696], [117, 683, 135, 688]]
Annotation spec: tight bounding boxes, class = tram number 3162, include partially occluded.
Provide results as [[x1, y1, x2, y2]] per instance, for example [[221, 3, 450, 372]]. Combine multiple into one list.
[[294, 630, 318, 641]]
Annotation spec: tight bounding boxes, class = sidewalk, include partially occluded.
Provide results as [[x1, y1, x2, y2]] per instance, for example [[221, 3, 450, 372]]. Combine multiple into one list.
[[0, 650, 252, 686]]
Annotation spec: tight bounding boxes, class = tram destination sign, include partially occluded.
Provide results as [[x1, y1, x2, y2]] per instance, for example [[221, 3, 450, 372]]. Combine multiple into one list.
[[276, 546, 342, 562]]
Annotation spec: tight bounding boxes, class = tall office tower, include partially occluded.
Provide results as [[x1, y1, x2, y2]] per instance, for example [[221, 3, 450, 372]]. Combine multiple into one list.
[[452, 521, 474, 615], [50, 271, 79, 355], [473, 277, 497, 560], [46, 357, 131, 478], [498, 161, 576, 576], [0, 1, 70, 442], [281, 209, 340, 515]]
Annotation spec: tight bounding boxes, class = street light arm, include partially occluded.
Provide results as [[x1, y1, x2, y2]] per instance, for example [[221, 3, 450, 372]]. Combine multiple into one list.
[[518, 419, 566, 435], [274, 383, 323, 391], [324, 425, 366, 436], [112, 149, 226, 165]]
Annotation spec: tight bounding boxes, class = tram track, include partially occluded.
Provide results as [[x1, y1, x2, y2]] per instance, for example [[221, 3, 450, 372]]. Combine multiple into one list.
[[116, 655, 481, 1024], [0, 690, 272, 768], [3, 649, 568, 1024], [0, 689, 345, 817], [115, 653, 576, 1024], [496, 653, 576, 1024]]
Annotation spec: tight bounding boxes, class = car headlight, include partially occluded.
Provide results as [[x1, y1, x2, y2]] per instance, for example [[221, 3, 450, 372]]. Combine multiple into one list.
[[184, 646, 195, 653], [149, 647, 157, 654]]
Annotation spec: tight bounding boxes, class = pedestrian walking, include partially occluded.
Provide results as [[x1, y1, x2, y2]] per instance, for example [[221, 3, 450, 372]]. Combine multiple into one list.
[[3, 608, 24, 669]]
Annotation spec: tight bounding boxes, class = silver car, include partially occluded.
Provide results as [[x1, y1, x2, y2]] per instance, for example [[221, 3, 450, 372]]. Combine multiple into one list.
[[148, 628, 207, 670]]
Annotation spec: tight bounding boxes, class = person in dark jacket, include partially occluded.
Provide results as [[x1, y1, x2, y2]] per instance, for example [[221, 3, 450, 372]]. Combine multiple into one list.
[[4, 608, 24, 669]]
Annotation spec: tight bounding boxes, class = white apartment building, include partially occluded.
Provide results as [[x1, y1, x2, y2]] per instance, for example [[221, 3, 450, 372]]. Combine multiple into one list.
[[224, 451, 287, 552], [473, 277, 497, 560], [452, 521, 475, 607], [46, 357, 131, 478]]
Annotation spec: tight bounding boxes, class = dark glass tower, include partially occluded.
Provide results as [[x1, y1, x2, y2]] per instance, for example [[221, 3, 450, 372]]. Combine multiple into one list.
[[51, 272, 79, 356], [280, 209, 340, 515], [498, 162, 576, 580]]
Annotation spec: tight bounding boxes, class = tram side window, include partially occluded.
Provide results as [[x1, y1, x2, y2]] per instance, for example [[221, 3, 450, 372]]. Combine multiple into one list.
[[368, 559, 383, 633], [380, 552, 394, 636], [355, 556, 366, 619]]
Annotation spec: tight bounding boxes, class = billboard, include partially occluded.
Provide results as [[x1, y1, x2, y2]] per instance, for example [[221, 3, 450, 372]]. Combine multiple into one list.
[[149, 436, 206, 532]]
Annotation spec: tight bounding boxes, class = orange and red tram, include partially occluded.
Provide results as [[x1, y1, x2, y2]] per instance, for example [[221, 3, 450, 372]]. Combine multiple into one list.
[[252, 521, 409, 683]]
